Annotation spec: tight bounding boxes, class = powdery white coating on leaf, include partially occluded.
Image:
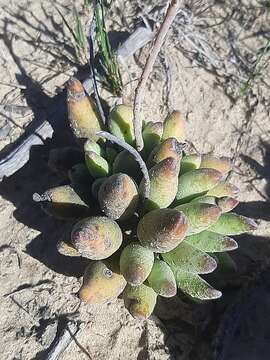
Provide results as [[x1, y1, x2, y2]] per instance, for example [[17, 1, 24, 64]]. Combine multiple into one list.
[[172, 268, 222, 300], [123, 283, 157, 320], [71, 216, 123, 260], [174, 203, 221, 235], [137, 208, 188, 252], [147, 259, 177, 297], [176, 168, 222, 203], [120, 243, 154, 286], [208, 213, 257, 235], [185, 231, 238, 252], [162, 241, 217, 274]]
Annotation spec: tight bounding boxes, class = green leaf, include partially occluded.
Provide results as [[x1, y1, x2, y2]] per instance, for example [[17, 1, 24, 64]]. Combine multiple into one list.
[[185, 231, 238, 252], [74, 7, 87, 49], [147, 259, 176, 298], [171, 268, 222, 300], [174, 203, 221, 235], [208, 213, 257, 235], [180, 153, 201, 174], [162, 241, 217, 274], [176, 169, 222, 204]]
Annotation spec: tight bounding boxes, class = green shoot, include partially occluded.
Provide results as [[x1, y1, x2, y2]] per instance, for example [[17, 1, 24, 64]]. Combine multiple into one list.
[[94, 0, 123, 96], [56, 6, 88, 64]]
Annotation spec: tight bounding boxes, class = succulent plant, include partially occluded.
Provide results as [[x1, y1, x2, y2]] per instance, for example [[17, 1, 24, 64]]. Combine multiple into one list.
[[34, 78, 257, 320]]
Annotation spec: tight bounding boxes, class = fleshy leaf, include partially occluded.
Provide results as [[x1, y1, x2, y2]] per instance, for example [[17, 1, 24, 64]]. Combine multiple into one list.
[[207, 181, 239, 198], [71, 216, 123, 260], [216, 197, 239, 213], [176, 168, 222, 204], [171, 268, 222, 300], [67, 78, 103, 140], [120, 243, 154, 286], [180, 153, 201, 174], [98, 173, 139, 220], [137, 209, 188, 253], [185, 230, 238, 252], [33, 185, 90, 220], [85, 151, 110, 178], [162, 241, 217, 274], [79, 261, 126, 305], [142, 157, 179, 211], [174, 203, 221, 235], [142, 121, 163, 159], [109, 104, 135, 145], [208, 213, 257, 235], [190, 195, 216, 205], [200, 154, 232, 175], [147, 137, 183, 168], [123, 283, 157, 320], [57, 240, 81, 257], [162, 110, 186, 142], [147, 259, 177, 298], [113, 150, 142, 183], [214, 252, 237, 273]]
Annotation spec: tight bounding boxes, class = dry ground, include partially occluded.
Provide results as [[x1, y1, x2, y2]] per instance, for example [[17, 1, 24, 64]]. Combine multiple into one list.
[[0, 1, 270, 359]]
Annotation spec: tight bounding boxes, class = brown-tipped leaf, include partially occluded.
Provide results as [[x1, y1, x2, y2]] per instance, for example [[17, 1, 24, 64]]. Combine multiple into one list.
[[67, 78, 103, 140], [200, 154, 232, 175], [98, 173, 139, 220], [174, 203, 221, 235], [71, 216, 123, 260], [147, 137, 183, 168], [137, 209, 188, 253], [142, 157, 179, 211], [217, 197, 239, 213]]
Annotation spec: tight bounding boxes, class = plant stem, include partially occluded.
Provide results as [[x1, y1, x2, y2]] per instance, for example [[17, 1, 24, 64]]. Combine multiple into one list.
[[97, 131, 150, 199], [133, 0, 182, 151]]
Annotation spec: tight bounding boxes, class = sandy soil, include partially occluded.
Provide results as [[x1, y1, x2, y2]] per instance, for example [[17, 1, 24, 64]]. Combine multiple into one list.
[[0, 1, 270, 359]]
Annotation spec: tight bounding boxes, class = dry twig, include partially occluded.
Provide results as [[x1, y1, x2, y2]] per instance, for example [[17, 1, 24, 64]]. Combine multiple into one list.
[[46, 321, 80, 360], [133, 0, 182, 151]]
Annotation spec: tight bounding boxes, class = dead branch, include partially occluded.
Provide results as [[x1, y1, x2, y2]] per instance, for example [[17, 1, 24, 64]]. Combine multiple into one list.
[[46, 321, 80, 360], [0, 120, 54, 180], [133, 0, 182, 151]]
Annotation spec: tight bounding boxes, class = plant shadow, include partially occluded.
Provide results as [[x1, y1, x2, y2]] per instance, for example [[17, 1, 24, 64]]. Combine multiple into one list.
[[0, 73, 90, 277]]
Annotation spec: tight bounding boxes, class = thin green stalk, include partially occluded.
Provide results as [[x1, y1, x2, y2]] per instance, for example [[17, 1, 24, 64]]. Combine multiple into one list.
[[94, 0, 123, 96]]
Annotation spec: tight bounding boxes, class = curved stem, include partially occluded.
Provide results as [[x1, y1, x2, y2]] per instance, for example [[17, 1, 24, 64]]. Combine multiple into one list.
[[97, 131, 150, 199]]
